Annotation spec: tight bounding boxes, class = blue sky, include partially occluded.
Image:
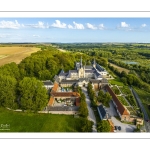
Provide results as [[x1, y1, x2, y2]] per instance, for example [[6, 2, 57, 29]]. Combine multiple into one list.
[[0, 18, 150, 43]]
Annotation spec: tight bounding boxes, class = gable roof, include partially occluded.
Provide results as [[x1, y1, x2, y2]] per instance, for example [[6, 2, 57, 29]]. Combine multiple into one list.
[[43, 80, 53, 86], [48, 97, 54, 106], [105, 85, 129, 116], [51, 82, 59, 93]]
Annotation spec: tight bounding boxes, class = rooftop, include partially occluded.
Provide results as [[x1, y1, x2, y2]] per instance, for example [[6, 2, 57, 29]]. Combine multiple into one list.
[[105, 85, 129, 116], [51, 92, 80, 97]]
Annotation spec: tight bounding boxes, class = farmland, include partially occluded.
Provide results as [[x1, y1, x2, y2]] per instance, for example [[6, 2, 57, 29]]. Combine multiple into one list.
[[0, 47, 41, 66], [109, 62, 130, 73]]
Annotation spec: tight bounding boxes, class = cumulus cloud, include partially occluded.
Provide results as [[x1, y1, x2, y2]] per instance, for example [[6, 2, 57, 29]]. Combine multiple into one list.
[[27, 21, 47, 28], [51, 20, 67, 28], [141, 24, 147, 27], [86, 23, 97, 30], [120, 22, 129, 28], [0, 20, 22, 29], [68, 24, 74, 29], [73, 21, 84, 29], [98, 24, 105, 30]]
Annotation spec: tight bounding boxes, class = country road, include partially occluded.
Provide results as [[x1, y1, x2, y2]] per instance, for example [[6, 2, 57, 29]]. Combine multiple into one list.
[[81, 87, 97, 132]]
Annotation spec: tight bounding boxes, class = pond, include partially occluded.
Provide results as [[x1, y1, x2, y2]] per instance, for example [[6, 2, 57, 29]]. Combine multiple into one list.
[[122, 61, 138, 65]]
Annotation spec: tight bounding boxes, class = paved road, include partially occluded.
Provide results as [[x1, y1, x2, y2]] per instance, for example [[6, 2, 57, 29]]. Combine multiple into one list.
[[81, 87, 97, 132], [130, 87, 150, 132]]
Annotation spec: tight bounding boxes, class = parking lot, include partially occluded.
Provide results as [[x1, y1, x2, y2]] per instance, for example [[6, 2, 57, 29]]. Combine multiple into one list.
[[106, 101, 136, 132]]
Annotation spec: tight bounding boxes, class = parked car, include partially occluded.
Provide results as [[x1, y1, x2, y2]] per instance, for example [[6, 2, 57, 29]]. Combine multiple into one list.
[[118, 126, 121, 130], [114, 126, 118, 130]]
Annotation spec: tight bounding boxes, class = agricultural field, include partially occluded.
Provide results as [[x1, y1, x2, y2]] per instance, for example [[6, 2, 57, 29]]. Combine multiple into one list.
[[0, 107, 84, 132], [109, 62, 130, 73], [0, 46, 41, 66]]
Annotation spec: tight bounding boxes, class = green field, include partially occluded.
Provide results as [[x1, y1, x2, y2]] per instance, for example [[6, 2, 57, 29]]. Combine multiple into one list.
[[109, 79, 124, 86], [0, 108, 84, 132], [119, 86, 131, 95], [117, 96, 129, 106]]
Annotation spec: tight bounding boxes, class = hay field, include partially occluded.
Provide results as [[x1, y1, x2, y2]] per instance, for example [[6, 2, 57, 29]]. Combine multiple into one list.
[[0, 47, 41, 66], [109, 62, 130, 73]]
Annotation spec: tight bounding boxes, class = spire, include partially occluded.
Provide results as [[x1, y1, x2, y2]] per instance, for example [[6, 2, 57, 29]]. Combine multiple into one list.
[[80, 56, 82, 68], [93, 58, 96, 68]]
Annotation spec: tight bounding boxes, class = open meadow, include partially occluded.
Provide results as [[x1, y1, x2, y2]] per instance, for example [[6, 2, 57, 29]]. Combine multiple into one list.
[[0, 107, 83, 132], [0, 47, 41, 66]]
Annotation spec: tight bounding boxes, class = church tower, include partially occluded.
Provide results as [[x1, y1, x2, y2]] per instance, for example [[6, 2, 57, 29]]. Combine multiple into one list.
[[78, 56, 85, 78], [93, 58, 96, 68], [80, 56, 82, 68]]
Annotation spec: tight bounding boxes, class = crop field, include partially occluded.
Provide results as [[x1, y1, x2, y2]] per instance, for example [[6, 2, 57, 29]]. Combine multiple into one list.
[[109, 62, 130, 73], [0, 47, 41, 66]]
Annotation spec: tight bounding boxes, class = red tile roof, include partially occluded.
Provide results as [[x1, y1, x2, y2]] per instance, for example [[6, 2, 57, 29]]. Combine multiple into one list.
[[51, 82, 59, 93], [75, 98, 80, 106], [48, 97, 54, 106], [105, 85, 129, 116]]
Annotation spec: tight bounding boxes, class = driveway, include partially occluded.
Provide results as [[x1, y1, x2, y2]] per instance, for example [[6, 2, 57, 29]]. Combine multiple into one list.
[[81, 87, 97, 132], [106, 101, 136, 132]]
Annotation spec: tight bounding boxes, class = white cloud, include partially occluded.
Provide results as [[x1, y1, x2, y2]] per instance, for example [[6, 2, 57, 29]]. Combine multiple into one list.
[[73, 21, 84, 29], [68, 24, 74, 29], [121, 22, 129, 28], [141, 24, 147, 27], [27, 21, 47, 29], [0, 33, 11, 38], [33, 35, 40, 38], [98, 24, 105, 30], [86, 23, 97, 30], [0, 20, 22, 29], [51, 20, 67, 28]]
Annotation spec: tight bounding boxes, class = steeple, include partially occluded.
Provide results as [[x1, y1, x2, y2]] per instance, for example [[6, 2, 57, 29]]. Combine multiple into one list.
[[80, 56, 82, 68], [93, 58, 96, 68]]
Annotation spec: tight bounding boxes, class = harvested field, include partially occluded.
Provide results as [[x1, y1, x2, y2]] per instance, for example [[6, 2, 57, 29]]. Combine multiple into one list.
[[109, 62, 130, 73], [0, 47, 40, 66]]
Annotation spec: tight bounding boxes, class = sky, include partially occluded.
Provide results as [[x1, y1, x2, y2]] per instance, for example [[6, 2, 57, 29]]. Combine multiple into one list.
[[0, 18, 150, 43]]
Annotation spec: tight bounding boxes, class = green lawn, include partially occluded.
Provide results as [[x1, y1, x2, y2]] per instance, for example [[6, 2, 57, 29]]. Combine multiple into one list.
[[109, 79, 124, 86], [0, 107, 84, 132], [117, 96, 129, 106], [119, 86, 131, 95]]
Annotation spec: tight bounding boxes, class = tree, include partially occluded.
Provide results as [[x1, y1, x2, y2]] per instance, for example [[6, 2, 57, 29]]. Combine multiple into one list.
[[0, 75, 17, 109], [18, 77, 48, 112], [81, 118, 94, 132], [79, 101, 88, 118], [97, 120, 111, 132]]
